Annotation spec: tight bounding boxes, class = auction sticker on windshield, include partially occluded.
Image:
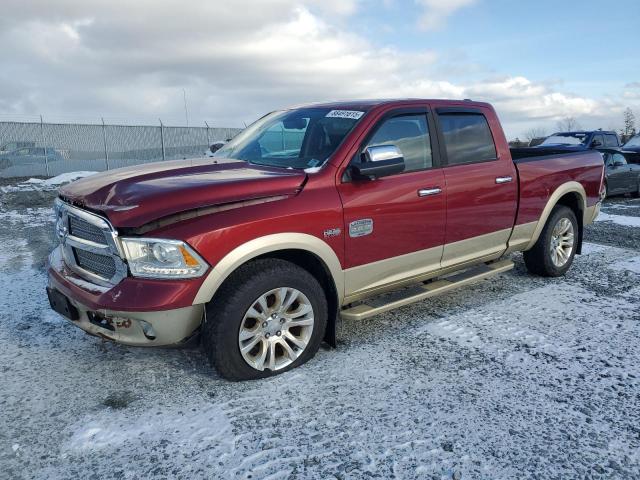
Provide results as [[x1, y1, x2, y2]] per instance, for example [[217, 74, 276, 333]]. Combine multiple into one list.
[[325, 110, 365, 120]]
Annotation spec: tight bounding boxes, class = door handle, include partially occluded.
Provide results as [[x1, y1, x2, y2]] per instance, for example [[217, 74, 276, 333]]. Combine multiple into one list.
[[418, 187, 442, 197], [495, 176, 513, 184]]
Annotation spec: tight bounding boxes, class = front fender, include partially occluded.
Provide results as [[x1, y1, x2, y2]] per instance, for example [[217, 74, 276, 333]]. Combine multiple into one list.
[[191, 233, 345, 306]]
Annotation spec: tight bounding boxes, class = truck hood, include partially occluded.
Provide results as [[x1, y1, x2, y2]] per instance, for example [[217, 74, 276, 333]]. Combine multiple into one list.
[[59, 158, 307, 228]]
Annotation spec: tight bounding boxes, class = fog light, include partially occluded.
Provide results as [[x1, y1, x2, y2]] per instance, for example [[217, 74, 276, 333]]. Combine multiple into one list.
[[139, 320, 157, 340]]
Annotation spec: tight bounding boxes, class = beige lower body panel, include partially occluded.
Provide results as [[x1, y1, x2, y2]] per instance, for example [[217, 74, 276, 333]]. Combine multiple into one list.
[[342, 259, 515, 320], [584, 202, 601, 225], [343, 230, 517, 305], [344, 246, 443, 300], [440, 228, 512, 268], [505, 221, 537, 254]]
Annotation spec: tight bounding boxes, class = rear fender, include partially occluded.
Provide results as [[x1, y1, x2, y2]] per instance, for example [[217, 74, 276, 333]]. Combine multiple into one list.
[[524, 181, 587, 251]]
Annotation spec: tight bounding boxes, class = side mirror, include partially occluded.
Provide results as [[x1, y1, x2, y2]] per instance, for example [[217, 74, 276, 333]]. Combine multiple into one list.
[[209, 143, 224, 153], [591, 140, 603, 148], [613, 160, 625, 167], [351, 145, 405, 179]]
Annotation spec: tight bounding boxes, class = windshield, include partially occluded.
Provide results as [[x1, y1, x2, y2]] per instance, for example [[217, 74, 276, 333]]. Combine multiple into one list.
[[541, 133, 589, 146], [624, 135, 640, 148], [214, 107, 366, 170]]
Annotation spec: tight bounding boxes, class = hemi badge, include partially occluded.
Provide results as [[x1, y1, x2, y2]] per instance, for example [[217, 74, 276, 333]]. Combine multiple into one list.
[[349, 219, 373, 238], [323, 228, 341, 238]]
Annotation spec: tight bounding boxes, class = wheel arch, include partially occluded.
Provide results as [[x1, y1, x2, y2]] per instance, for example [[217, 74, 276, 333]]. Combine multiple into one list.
[[524, 181, 587, 252], [192, 233, 344, 346]]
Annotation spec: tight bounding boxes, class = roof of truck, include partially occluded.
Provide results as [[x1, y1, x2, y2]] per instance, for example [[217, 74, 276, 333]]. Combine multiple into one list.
[[286, 98, 491, 110]]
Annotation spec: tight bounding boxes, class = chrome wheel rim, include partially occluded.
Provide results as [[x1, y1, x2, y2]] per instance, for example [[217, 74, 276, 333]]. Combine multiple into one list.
[[238, 287, 314, 372], [549, 217, 575, 267]]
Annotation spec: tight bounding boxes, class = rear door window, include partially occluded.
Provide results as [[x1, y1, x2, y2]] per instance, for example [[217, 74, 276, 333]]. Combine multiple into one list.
[[437, 113, 497, 165]]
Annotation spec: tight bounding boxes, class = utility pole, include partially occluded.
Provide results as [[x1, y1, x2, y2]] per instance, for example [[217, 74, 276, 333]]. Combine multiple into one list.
[[159, 119, 166, 161], [40, 115, 49, 177], [101, 117, 109, 170], [183, 89, 189, 127]]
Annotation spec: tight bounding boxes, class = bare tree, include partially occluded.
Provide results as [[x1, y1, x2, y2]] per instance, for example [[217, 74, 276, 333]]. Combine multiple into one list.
[[523, 127, 548, 142], [556, 117, 581, 131], [623, 107, 636, 136]]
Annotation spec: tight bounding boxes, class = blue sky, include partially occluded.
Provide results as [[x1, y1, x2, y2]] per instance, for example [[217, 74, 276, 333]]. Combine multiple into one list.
[[355, 0, 640, 101], [0, 0, 638, 138]]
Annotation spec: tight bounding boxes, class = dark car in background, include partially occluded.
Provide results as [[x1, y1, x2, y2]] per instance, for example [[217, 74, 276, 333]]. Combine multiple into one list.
[[623, 134, 640, 152], [536, 130, 620, 152], [600, 148, 640, 198], [621, 134, 640, 164]]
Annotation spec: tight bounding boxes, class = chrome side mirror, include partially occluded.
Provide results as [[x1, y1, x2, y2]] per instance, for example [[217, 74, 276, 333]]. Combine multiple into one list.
[[351, 145, 405, 179], [363, 145, 403, 163]]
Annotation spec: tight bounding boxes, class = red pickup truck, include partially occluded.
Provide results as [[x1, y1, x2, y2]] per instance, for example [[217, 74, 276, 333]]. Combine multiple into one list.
[[47, 99, 604, 380]]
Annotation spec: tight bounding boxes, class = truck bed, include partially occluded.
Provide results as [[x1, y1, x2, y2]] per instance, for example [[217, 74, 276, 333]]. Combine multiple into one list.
[[509, 147, 601, 161], [510, 149, 604, 226]]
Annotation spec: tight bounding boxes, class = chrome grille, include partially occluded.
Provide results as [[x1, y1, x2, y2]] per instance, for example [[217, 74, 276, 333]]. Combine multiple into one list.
[[69, 215, 107, 245], [73, 248, 117, 279], [55, 198, 127, 286]]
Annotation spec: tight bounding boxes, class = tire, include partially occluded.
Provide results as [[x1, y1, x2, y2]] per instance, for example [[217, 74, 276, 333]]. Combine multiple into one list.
[[523, 205, 578, 277], [202, 258, 328, 381], [633, 179, 640, 198]]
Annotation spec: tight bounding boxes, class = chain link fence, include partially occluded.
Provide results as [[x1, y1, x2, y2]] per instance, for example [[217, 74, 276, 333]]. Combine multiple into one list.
[[0, 120, 242, 178]]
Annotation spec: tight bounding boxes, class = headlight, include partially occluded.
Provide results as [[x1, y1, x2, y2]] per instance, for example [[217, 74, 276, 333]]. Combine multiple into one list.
[[120, 238, 208, 279]]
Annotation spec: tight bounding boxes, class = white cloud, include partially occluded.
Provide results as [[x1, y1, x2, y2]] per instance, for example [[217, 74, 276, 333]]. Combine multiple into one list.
[[0, 0, 635, 138], [415, 0, 477, 30]]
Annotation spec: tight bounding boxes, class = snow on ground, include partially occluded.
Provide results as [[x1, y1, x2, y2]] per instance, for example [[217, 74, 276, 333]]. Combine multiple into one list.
[[595, 211, 640, 228], [1, 189, 640, 479], [1, 171, 96, 193], [611, 255, 640, 274], [0, 207, 53, 227]]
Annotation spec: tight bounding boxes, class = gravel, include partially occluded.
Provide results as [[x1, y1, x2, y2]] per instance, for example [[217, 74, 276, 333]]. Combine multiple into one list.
[[1, 184, 639, 480]]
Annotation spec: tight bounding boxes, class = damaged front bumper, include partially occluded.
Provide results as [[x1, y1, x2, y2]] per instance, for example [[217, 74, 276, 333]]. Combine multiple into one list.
[[47, 247, 203, 346]]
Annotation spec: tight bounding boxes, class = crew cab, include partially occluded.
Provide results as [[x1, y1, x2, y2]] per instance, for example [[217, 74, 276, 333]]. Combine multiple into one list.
[[46, 99, 604, 380]]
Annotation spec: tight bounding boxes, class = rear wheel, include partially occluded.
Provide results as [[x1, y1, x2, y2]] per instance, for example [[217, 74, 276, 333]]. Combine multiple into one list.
[[523, 206, 578, 277], [202, 258, 328, 381]]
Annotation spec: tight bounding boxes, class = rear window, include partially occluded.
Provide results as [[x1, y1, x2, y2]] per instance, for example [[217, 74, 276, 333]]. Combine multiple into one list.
[[604, 134, 619, 147], [438, 113, 497, 165]]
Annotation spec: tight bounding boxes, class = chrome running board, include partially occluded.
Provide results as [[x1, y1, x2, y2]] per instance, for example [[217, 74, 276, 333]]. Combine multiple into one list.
[[340, 259, 514, 321]]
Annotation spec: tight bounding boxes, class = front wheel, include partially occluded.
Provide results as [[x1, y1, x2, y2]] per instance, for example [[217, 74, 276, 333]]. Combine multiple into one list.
[[523, 205, 578, 277], [202, 258, 328, 381]]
